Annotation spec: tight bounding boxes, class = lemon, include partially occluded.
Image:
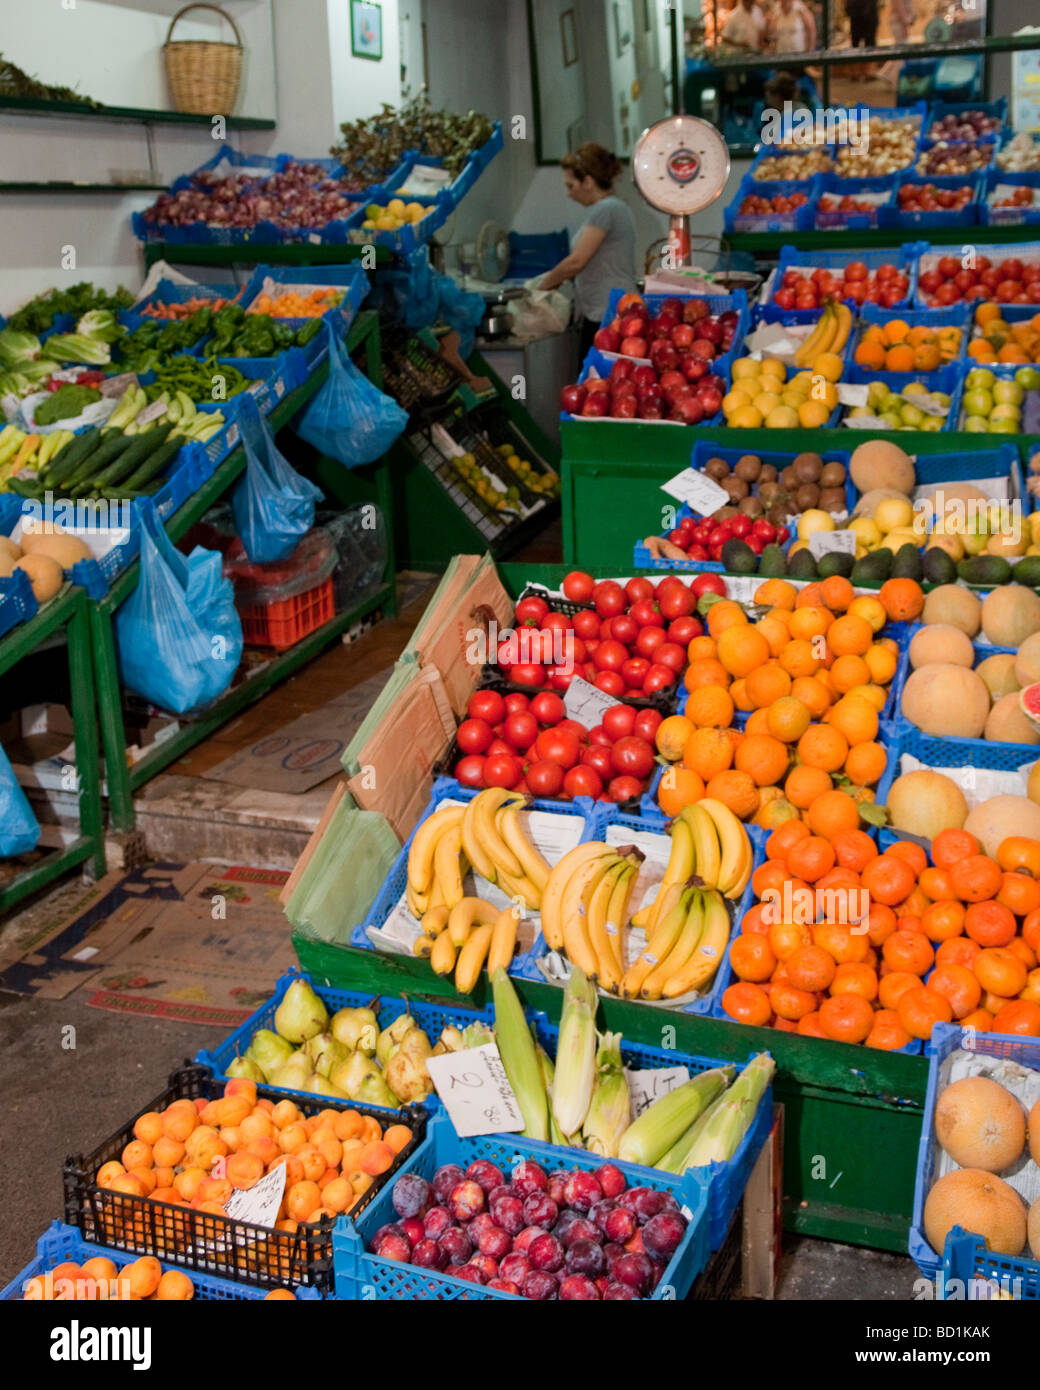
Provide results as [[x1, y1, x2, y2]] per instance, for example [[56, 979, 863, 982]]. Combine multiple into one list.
[[797, 399, 830, 428], [730, 405, 764, 428], [765, 405, 800, 428], [388, 198, 407, 216], [760, 357, 786, 380], [797, 508, 835, 541], [722, 389, 752, 417], [873, 497, 914, 534], [850, 517, 882, 551], [753, 392, 782, 416], [732, 358, 762, 381], [811, 351, 844, 383]]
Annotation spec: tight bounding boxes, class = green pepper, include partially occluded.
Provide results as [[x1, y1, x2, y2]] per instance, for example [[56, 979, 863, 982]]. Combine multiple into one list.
[[273, 321, 297, 347], [295, 319, 323, 347]]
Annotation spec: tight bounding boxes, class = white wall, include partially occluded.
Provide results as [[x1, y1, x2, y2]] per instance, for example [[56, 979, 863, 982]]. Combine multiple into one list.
[[326, 0, 402, 132]]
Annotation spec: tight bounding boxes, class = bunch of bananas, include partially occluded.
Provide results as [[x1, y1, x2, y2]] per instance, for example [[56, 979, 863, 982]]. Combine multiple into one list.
[[794, 300, 852, 368], [540, 843, 645, 994], [405, 789, 552, 993]]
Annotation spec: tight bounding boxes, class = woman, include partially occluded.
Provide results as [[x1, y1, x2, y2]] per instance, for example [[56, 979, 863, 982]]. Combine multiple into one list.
[[771, 0, 817, 53], [538, 143, 637, 360]]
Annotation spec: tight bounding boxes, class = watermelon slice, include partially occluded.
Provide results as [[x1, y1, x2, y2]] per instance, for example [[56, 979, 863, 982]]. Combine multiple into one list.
[[1019, 682, 1040, 728]]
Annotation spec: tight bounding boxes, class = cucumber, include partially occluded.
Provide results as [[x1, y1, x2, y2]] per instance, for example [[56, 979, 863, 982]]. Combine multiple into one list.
[[64, 431, 136, 489], [7, 476, 44, 498], [92, 422, 175, 488], [43, 428, 102, 486], [121, 438, 184, 491]]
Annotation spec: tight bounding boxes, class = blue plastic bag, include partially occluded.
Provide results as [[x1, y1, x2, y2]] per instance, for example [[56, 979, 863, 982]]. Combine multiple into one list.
[[232, 394, 322, 563], [0, 740, 39, 857], [295, 322, 407, 467], [115, 504, 243, 714]]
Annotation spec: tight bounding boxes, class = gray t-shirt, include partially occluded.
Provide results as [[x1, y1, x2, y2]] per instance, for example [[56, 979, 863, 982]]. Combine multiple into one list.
[[573, 195, 637, 322]]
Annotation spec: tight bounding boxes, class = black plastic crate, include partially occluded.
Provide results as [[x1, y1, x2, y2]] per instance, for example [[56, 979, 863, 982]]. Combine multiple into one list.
[[688, 1202, 743, 1300], [62, 1063, 426, 1295]]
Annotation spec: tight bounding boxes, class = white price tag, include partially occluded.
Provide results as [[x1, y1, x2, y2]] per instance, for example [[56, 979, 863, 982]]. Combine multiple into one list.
[[100, 373, 138, 399], [661, 469, 730, 516], [563, 676, 618, 729], [808, 528, 857, 559], [426, 1043, 525, 1137], [137, 398, 169, 426], [224, 1162, 286, 1228], [308, 233, 322, 245], [274, 378, 285, 398], [836, 383, 870, 407], [626, 1066, 690, 1121], [843, 414, 895, 430], [913, 393, 950, 418]]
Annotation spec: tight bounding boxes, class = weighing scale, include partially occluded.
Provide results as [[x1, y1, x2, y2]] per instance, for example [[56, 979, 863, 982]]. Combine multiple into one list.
[[631, 115, 731, 269]]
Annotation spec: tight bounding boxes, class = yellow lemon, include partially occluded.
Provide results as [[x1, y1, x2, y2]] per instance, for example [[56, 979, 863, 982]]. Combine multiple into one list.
[[873, 497, 915, 534]]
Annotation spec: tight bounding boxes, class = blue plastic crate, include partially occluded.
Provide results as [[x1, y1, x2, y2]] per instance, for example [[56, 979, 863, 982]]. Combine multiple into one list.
[[345, 186, 451, 255], [814, 173, 897, 230], [349, 782, 599, 983], [748, 146, 837, 184], [332, 1113, 711, 1300], [914, 238, 1040, 307], [771, 242, 922, 320], [723, 174, 820, 235], [925, 99, 1008, 143], [980, 169, 1040, 227], [0, 565, 38, 637], [844, 361, 963, 430], [910, 1023, 1040, 1279], [940, 1227, 1040, 1300], [909, 443, 1027, 512], [599, 289, 749, 374], [878, 171, 984, 230], [1, 1220, 322, 1301], [954, 361, 1040, 437], [240, 263, 370, 328], [690, 441, 854, 514], [855, 301, 971, 361], [567, 348, 726, 430]]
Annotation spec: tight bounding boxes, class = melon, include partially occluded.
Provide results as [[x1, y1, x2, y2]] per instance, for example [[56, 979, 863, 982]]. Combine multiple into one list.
[[0, 552, 16, 579], [849, 439, 915, 497], [981, 585, 1040, 647], [922, 584, 981, 637], [908, 624, 975, 671], [918, 481, 990, 525], [901, 664, 991, 739], [1031, 1099, 1040, 1166], [853, 487, 916, 520], [25, 533, 90, 569], [1015, 631, 1040, 689], [0, 535, 20, 564], [934, 1076, 1026, 1172], [1029, 762, 1040, 808], [964, 794, 1040, 857], [986, 692, 1040, 745], [1030, 1197, 1040, 1261], [976, 653, 1020, 701], [923, 1168, 1027, 1258], [885, 769, 969, 840], [13, 553, 62, 604], [1020, 683, 1040, 733]]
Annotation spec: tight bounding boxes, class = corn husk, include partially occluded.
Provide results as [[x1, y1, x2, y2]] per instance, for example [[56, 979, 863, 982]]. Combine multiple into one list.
[[534, 1034, 576, 1147], [582, 1032, 630, 1158], [552, 966, 599, 1137], [491, 967, 548, 1141], [617, 1066, 734, 1169]]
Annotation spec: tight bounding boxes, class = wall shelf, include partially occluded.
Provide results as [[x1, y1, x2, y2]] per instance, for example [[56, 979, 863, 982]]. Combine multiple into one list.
[[0, 182, 167, 194], [0, 94, 275, 129]]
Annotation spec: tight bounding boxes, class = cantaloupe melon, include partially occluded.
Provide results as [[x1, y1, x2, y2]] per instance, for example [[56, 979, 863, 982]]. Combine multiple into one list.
[[885, 769, 969, 840], [1030, 1099, 1040, 1166], [25, 533, 90, 569], [922, 584, 981, 636], [0, 552, 16, 579], [13, 553, 62, 603], [908, 625, 975, 671], [918, 481, 988, 522], [849, 439, 915, 497], [964, 794, 1040, 857], [901, 664, 991, 739], [0, 535, 20, 565], [981, 585, 1040, 647], [985, 693, 1040, 745], [1015, 631, 1040, 689], [924, 1168, 1026, 1257], [976, 653, 1019, 701], [1030, 1197, 1040, 1261], [935, 1076, 1026, 1172], [1029, 763, 1040, 809]]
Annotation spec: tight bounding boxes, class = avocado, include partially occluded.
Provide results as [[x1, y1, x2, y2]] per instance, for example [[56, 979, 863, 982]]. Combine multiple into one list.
[[817, 550, 854, 579], [788, 547, 819, 580], [891, 542, 923, 582], [721, 538, 756, 575], [1013, 556, 1040, 589], [757, 543, 788, 577], [958, 555, 1012, 588], [851, 550, 892, 586], [923, 547, 958, 587]]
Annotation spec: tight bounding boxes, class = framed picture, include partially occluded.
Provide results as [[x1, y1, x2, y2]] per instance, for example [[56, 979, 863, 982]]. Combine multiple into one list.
[[351, 0, 383, 61], [560, 7, 578, 67]]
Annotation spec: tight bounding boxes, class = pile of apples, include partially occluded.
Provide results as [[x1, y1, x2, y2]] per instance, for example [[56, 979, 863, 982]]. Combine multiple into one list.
[[917, 255, 1040, 306], [591, 292, 739, 365], [896, 182, 975, 215], [772, 261, 909, 311], [561, 358, 725, 424]]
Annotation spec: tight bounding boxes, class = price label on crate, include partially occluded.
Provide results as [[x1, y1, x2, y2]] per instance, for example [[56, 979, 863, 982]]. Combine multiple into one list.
[[661, 469, 729, 517], [836, 382, 869, 407], [224, 1161, 286, 1228], [626, 1066, 690, 1121], [426, 1043, 525, 1137], [274, 378, 285, 398], [564, 676, 618, 729], [808, 529, 857, 560], [914, 393, 950, 418]]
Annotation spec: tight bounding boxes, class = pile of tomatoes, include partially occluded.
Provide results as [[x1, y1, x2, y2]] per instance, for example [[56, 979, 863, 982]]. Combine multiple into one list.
[[917, 254, 1040, 306], [895, 182, 975, 215], [737, 191, 810, 217], [668, 516, 789, 564], [451, 687, 662, 804], [771, 261, 910, 311]]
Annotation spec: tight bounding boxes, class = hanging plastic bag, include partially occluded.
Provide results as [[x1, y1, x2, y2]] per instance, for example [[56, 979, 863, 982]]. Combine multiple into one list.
[[509, 281, 573, 339], [115, 503, 243, 714], [0, 739, 39, 857], [295, 322, 408, 468], [231, 393, 322, 563]]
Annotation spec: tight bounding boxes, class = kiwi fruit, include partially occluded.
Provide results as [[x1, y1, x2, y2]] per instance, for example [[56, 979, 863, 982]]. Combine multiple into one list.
[[758, 480, 780, 505], [819, 487, 847, 514], [794, 453, 823, 484], [722, 476, 749, 502], [780, 465, 799, 490], [704, 457, 730, 481], [767, 503, 791, 528], [796, 483, 821, 511], [711, 505, 739, 523], [738, 495, 764, 517], [734, 454, 762, 482], [820, 461, 847, 489], [757, 464, 778, 484]]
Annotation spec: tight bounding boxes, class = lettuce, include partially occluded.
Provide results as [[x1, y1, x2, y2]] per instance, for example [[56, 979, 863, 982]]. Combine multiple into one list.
[[44, 333, 112, 365], [0, 328, 42, 364], [76, 309, 123, 344]]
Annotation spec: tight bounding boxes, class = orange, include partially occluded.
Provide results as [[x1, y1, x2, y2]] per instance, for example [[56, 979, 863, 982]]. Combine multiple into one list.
[[997, 871, 1040, 917], [786, 944, 838, 992], [932, 827, 981, 870], [756, 617, 792, 659], [807, 789, 861, 841], [797, 723, 849, 772], [688, 635, 718, 662], [878, 578, 924, 623], [948, 854, 1003, 903], [780, 639, 821, 679], [897, 985, 954, 1040], [683, 726, 734, 779], [706, 600, 748, 638], [884, 318, 911, 344], [882, 929, 935, 977], [886, 840, 928, 876], [884, 343, 915, 372], [787, 835, 836, 883], [867, 902, 898, 948], [830, 962, 879, 1002], [827, 614, 873, 657], [657, 766, 705, 817], [789, 606, 833, 643], [843, 741, 887, 787], [656, 714, 694, 762], [914, 343, 942, 371], [765, 696, 812, 743], [975, 301, 1003, 326], [730, 678, 753, 713], [717, 624, 771, 678], [973, 948, 1028, 998], [687, 685, 735, 729], [830, 654, 871, 693], [813, 920, 870, 964], [730, 934, 777, 983], [826, 695, 879, 747], [784, 763, 833, 810], [1009, 937, 1038, 971], [745, 663, 791, 708], [990, 1000, 1040, 1036], [683, 658, 730, 693], [745, 708, 772, 737], [769, 980, 818, 1021], [878, 970, 922, 1011], [769, 920, 813, 961], [735, 734, 790, 788], [936, 937, 981, 971], [863, 644, 898, 686], [721, 982, 772, 1027], [928, 963, 982, 1020], [795, 582, 827, 609], [959, 1008, 994, 1031], [964, 900, 1017, 948], [831, 828, 877, 872], [754, 578, 798, 610], [790, 676, 831, 719], [861, 854, 917, 907], [797, 1011, 827, 1037], [820, 575, 855, 612], [766, 817, 811, 861], [1024, 909, 1040, 954], [741, 903, 772, 936], [920, 900, 967, 943], [919, 866, 954, 901], [855, 339, 886, 370], [819, 993, 874, 1044], [996, 836, 1040, 878], [704, 770, 759, 819], [865, 1009, 914, 1051]]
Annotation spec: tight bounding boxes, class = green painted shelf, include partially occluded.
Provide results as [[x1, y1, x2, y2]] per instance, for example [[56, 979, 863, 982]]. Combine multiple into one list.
[[0, 94, 274, 129], [726, 225, 1040, 254], [0, 182, 166, 194], [142, 242, 390, 269]]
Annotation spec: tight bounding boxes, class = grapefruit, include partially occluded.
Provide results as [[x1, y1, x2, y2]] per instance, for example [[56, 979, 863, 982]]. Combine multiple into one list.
[[934, 1076, 1026, 1172], [923, 1168, 1027, 1257]]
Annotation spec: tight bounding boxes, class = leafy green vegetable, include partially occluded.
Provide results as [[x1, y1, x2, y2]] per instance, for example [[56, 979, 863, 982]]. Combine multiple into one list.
[[44, 333, 112, 365], [34, 384, 102, 425], [76, 309, 123, 344], [7, 282, 133, 336], [0, 328, 41, 364]]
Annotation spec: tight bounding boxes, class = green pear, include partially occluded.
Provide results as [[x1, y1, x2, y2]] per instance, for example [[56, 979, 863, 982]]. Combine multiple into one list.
[[386, 1049, 432, 1103], [226, 1055, 265, 1082], [274, 978, 328, 1044], [331, 1051, 379, 1099], [357, 1072, 401, 1109], [376, 1014, 416, 1067], [303, 1032, 350, 1080], [306, 1072, 349, 1099], [432, 1025, 466, 1055], [331, 1006, 379, 1054], [267, 1051, 312, 1091], [246, 1028, 294, 1077]]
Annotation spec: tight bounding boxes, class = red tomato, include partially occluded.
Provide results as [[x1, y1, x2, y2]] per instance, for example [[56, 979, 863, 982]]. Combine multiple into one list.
[[653, 642, 685, 674], [611, 737, 655, 780], [582, 744, 614, 780], [530, 691, 565, 726], [533, 728, 580, 769], [692, 574, 727, 598], [457, 718, 494, 754], [569, 636, 587, 665], [843, 261, 868, 282], [634, 708, 663, 743], [938, 255, 961, 278], [610, 613, 639, 647], [587, 725, 613, 748], [1002, 258, 1025, 281], [510, 662, 547, 688], [562, 570, 594, 603], [594, 670, 626, 698], [592, 580, 626, 617], [667, 615, 701, 646], [526, 760, 565, 797], [624, 577, 655, 605], [643, 664, 676, 694], [542, 611, 574, 637], [658, 585, 696, 620], [484, 753, 522, 789], [602, 704, 637, 740], [515, 596, 549, 627], [593, 639, 628, 672], [467, 689, 506, 724], [504, 692, 530, 715], [503, 712, 538, 750], [454, 754, 486, 789], [635, 625, 667, 659], [572, 609, 601, 641], [564, 765, 603, 799], [486, 739, 515, 757], [548, 667, 576, 691], [557, 719, 589, 744], [607, 775, 644, 804], [621, 656, 651, 688], [629, 599, 665, 629]]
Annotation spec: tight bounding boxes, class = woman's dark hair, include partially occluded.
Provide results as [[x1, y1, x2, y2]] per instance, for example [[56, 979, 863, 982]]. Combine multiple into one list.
[[561, 142, 622, 190]]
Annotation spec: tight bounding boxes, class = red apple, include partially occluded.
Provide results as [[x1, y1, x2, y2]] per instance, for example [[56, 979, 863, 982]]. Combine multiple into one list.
[[560, 384, 586, 413], [593, 328, 620, 353], [620, 336, 648, 358]]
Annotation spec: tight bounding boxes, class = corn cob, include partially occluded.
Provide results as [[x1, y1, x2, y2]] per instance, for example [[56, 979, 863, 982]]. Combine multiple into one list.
[[617, 1066, 734, 1168], [534, 1033, 576, 1147], [582, 1032, 630, 1158], [552, 965, 599, 1137], [491, 967, 548, 1141]]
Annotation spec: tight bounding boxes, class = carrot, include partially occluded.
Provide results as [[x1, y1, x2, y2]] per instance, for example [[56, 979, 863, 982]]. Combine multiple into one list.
[[13, 433, 40, 468]]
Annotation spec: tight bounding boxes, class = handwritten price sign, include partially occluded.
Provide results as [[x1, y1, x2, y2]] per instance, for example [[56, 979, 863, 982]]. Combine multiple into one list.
[[425, 1043, 525, 1137]]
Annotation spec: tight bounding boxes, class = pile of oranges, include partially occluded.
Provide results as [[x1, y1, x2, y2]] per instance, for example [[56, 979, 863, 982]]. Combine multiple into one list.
[[968, 302, 1040, 366], [853, 319, 961, 373], [722, 827, 1040, 1047], [654, 575, 923, 828]]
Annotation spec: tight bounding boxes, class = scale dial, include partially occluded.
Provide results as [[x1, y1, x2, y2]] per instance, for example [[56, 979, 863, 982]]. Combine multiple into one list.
[[632, 116, 731, 216]]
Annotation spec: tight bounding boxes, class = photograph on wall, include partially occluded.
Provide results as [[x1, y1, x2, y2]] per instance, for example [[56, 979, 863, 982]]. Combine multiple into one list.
[[351, 0, 383, 60]]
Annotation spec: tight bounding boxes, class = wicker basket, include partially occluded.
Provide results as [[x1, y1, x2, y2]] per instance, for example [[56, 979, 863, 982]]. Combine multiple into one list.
[[163, 3, 243, 116]]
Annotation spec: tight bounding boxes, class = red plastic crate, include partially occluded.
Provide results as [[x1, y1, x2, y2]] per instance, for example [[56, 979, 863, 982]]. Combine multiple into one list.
[[239, 576, 335, 650]]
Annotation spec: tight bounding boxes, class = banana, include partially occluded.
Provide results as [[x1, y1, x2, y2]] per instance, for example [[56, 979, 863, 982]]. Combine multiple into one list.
[[662, 889, 732, 998], [630, 903, 653, 932], [640, 891, 705, 1000], [540, 841, 619, 951], [622, 888, 693, 999], [448, 896, 499, 948], [433, 825, 464, 910], [496, 866, 542, 913], [560, 852, 621, 978], [681, 803, 722, 892], [831, 301, 853, 355], [470, 789, 526, 880], [406, 881, 430, 918], [643, 819, 695, 935], [488, 904, 521, 976], [407, 805, 467, 895], [498, 804, 551, 891], [428, 873, 446, 913], [461, 791, 503, 882], [421, 905, 450, 939], [413, 936, 433, 959], [455, 923, 494, 993], [794, 301, 834, 368], [697, 797, 753, 899], [585, 860, 628, 991], [430, 928, 458, 976], [606, 861, 638, 978]]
